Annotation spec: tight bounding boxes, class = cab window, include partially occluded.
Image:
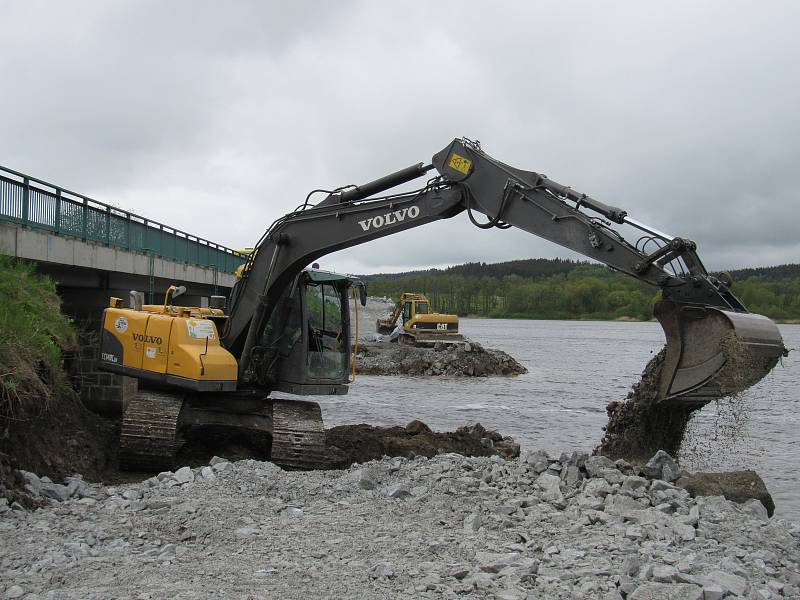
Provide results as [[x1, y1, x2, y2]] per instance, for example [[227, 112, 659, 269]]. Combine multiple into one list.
[[415, 302, 429, 315], [403, 301, 412, 322], [305, 281, 346, 379]]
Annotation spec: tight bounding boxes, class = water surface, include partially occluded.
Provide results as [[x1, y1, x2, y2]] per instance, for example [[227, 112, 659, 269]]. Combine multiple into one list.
[[317, 319, 799, 520]]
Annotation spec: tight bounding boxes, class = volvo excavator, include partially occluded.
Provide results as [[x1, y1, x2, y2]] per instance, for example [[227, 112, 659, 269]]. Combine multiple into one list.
[[99, 138, 787, 471]]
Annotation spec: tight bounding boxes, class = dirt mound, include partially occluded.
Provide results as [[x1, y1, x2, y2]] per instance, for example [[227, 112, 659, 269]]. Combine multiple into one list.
[[324, 421, 520, 468], [0, 258, 120, 506], [596, 337, 772, 464], [595, 349, 697, 462], [163, 420, 521, 472], [355, 341, 527, 377], [0, 391, 118, 507]]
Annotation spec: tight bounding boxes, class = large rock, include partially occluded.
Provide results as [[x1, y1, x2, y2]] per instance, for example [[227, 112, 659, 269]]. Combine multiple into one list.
[[474, 551, 521, 573], [675, 470, 774, 517], [629, 582, 703, 599], [173, 466, 195, 485], [604, 494, 645, 519], [535, 473, 564, 505], [643, 450, 680, 482], [699, 570, 748, 597], [15, 470, 42, 497], [584, 455, 615, 478]]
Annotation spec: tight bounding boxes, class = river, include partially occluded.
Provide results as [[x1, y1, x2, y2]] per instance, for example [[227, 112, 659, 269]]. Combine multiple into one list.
[[317, 319, 799, 521]]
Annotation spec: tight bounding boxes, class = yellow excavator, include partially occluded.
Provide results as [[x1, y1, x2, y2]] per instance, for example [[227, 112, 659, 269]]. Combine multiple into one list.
[[375, 293, 462, 346], [375, 292, 464, 346], [99, 137, 787, 471]]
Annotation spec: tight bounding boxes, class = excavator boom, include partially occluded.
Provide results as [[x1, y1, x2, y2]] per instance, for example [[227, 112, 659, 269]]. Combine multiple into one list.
[[226, 138, 786, 406]]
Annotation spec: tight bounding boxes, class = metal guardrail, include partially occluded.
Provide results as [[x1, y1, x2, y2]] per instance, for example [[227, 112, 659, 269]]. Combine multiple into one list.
[[0, 165, 244, 273]]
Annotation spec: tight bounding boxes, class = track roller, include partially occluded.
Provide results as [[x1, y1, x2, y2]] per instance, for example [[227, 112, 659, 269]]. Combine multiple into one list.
[[271, 399, 327, 470], [119, 391, 184, 472]]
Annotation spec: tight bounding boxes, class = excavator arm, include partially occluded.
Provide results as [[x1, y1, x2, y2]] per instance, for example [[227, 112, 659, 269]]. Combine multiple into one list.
[[224, 138, 786, 404]]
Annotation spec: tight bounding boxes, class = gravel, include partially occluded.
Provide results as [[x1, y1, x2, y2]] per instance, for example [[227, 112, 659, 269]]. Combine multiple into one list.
[[355, 341, 527, 377], [2, 450, 798, 599]]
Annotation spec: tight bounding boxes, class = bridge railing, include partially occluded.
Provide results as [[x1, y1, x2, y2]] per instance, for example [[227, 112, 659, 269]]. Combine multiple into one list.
[[0, 165, 244, 273]]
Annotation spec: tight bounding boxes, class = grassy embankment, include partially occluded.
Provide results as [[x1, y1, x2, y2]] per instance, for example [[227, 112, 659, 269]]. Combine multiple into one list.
[[0, 256, 113, 500], [0, 256, 75, 429]]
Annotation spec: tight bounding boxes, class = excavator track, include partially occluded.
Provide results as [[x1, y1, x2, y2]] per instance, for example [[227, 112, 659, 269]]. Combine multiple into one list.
[[119, 391, 184, 472], [271, 399, 327, 470]]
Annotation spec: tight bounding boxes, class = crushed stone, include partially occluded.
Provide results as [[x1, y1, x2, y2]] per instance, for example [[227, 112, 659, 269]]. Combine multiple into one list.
[[1, 449, 797, 599]]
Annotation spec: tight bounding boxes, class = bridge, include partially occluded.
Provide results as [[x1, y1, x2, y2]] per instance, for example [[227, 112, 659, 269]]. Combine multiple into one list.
[[0, 164, 242, 315], [0, 165, 246, 415]]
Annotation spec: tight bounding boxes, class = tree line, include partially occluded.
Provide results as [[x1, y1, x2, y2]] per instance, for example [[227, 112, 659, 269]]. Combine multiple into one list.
[[365, 259, 800, 322]]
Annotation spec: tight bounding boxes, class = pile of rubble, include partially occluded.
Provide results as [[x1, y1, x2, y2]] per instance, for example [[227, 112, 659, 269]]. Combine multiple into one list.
[[355, 341, 527, 377], [2, 448, 797, 599]]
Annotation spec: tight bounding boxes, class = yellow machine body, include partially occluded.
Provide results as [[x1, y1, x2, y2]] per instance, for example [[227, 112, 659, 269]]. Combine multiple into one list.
[[100, 303, 238, 392], [375, 293, 463, 346], [376, 293, 458, 335], [400, 294, 459, 334]]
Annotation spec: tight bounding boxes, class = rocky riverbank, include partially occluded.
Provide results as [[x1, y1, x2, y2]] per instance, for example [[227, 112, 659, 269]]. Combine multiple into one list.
[[2, 448, 798, 599], [355, 341, 527, 377]]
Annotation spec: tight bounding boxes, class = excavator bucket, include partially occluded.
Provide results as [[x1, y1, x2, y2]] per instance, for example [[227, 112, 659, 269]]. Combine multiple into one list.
[[654, 300, 786, 406], [376, 318, 396, 335]]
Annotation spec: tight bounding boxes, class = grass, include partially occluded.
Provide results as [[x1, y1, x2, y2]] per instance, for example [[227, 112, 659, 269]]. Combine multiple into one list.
[[0, 256, 75, 432]]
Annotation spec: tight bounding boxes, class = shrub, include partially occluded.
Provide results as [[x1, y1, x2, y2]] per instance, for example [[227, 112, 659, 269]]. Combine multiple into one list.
[[0, 256, 75, 432]]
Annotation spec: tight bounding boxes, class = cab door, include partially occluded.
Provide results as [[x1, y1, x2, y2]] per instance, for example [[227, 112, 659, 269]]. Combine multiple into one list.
[[402, 301, 412, 325]]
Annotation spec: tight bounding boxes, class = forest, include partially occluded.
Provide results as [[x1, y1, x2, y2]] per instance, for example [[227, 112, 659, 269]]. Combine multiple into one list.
[[364, 259, 800, 322]]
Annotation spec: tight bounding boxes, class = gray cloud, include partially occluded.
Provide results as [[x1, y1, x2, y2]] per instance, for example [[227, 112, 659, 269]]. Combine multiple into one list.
[[1, 0, 798, 273]]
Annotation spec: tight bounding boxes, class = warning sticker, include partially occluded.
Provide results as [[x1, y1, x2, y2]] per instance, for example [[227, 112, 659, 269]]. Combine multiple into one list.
[[146, 347, 156, 359], [114, 316, 128, 333], [187, 319, 215, 340], [447, 152, 472, 175]]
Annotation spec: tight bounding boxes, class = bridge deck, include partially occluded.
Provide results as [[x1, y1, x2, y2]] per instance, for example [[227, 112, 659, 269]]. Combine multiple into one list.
[[0, 165, 243, 274]]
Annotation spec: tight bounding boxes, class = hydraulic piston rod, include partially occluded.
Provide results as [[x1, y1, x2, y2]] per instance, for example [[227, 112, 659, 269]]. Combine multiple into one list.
[[318, 162, 433, 206]]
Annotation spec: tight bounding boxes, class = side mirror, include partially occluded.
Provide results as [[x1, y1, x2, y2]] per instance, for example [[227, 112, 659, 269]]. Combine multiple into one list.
[[173, 285, 187, 300], [359, 283, 367, 307]]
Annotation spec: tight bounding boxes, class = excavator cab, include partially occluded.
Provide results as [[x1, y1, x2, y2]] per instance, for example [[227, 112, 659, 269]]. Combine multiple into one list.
[[257, 268, 364, 395]]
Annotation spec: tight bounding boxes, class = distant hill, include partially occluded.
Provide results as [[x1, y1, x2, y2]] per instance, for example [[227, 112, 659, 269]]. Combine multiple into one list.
[[724, 263, 800, 281], [364, 258, 800, 284], [364, 258, 800, 322], [360, 258, 585, 281]]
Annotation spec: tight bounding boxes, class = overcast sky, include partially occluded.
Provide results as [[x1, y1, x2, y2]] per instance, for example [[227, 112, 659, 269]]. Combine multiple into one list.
[[2, 1, 798, 274]]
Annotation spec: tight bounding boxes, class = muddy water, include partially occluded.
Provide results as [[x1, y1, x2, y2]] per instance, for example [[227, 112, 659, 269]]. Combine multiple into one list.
[[312, 319, 799, 520]]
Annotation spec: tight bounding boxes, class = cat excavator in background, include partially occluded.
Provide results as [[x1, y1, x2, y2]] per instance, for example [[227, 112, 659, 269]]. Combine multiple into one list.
[[99, 137, 787, 471], [375, 293, 462, 346]]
